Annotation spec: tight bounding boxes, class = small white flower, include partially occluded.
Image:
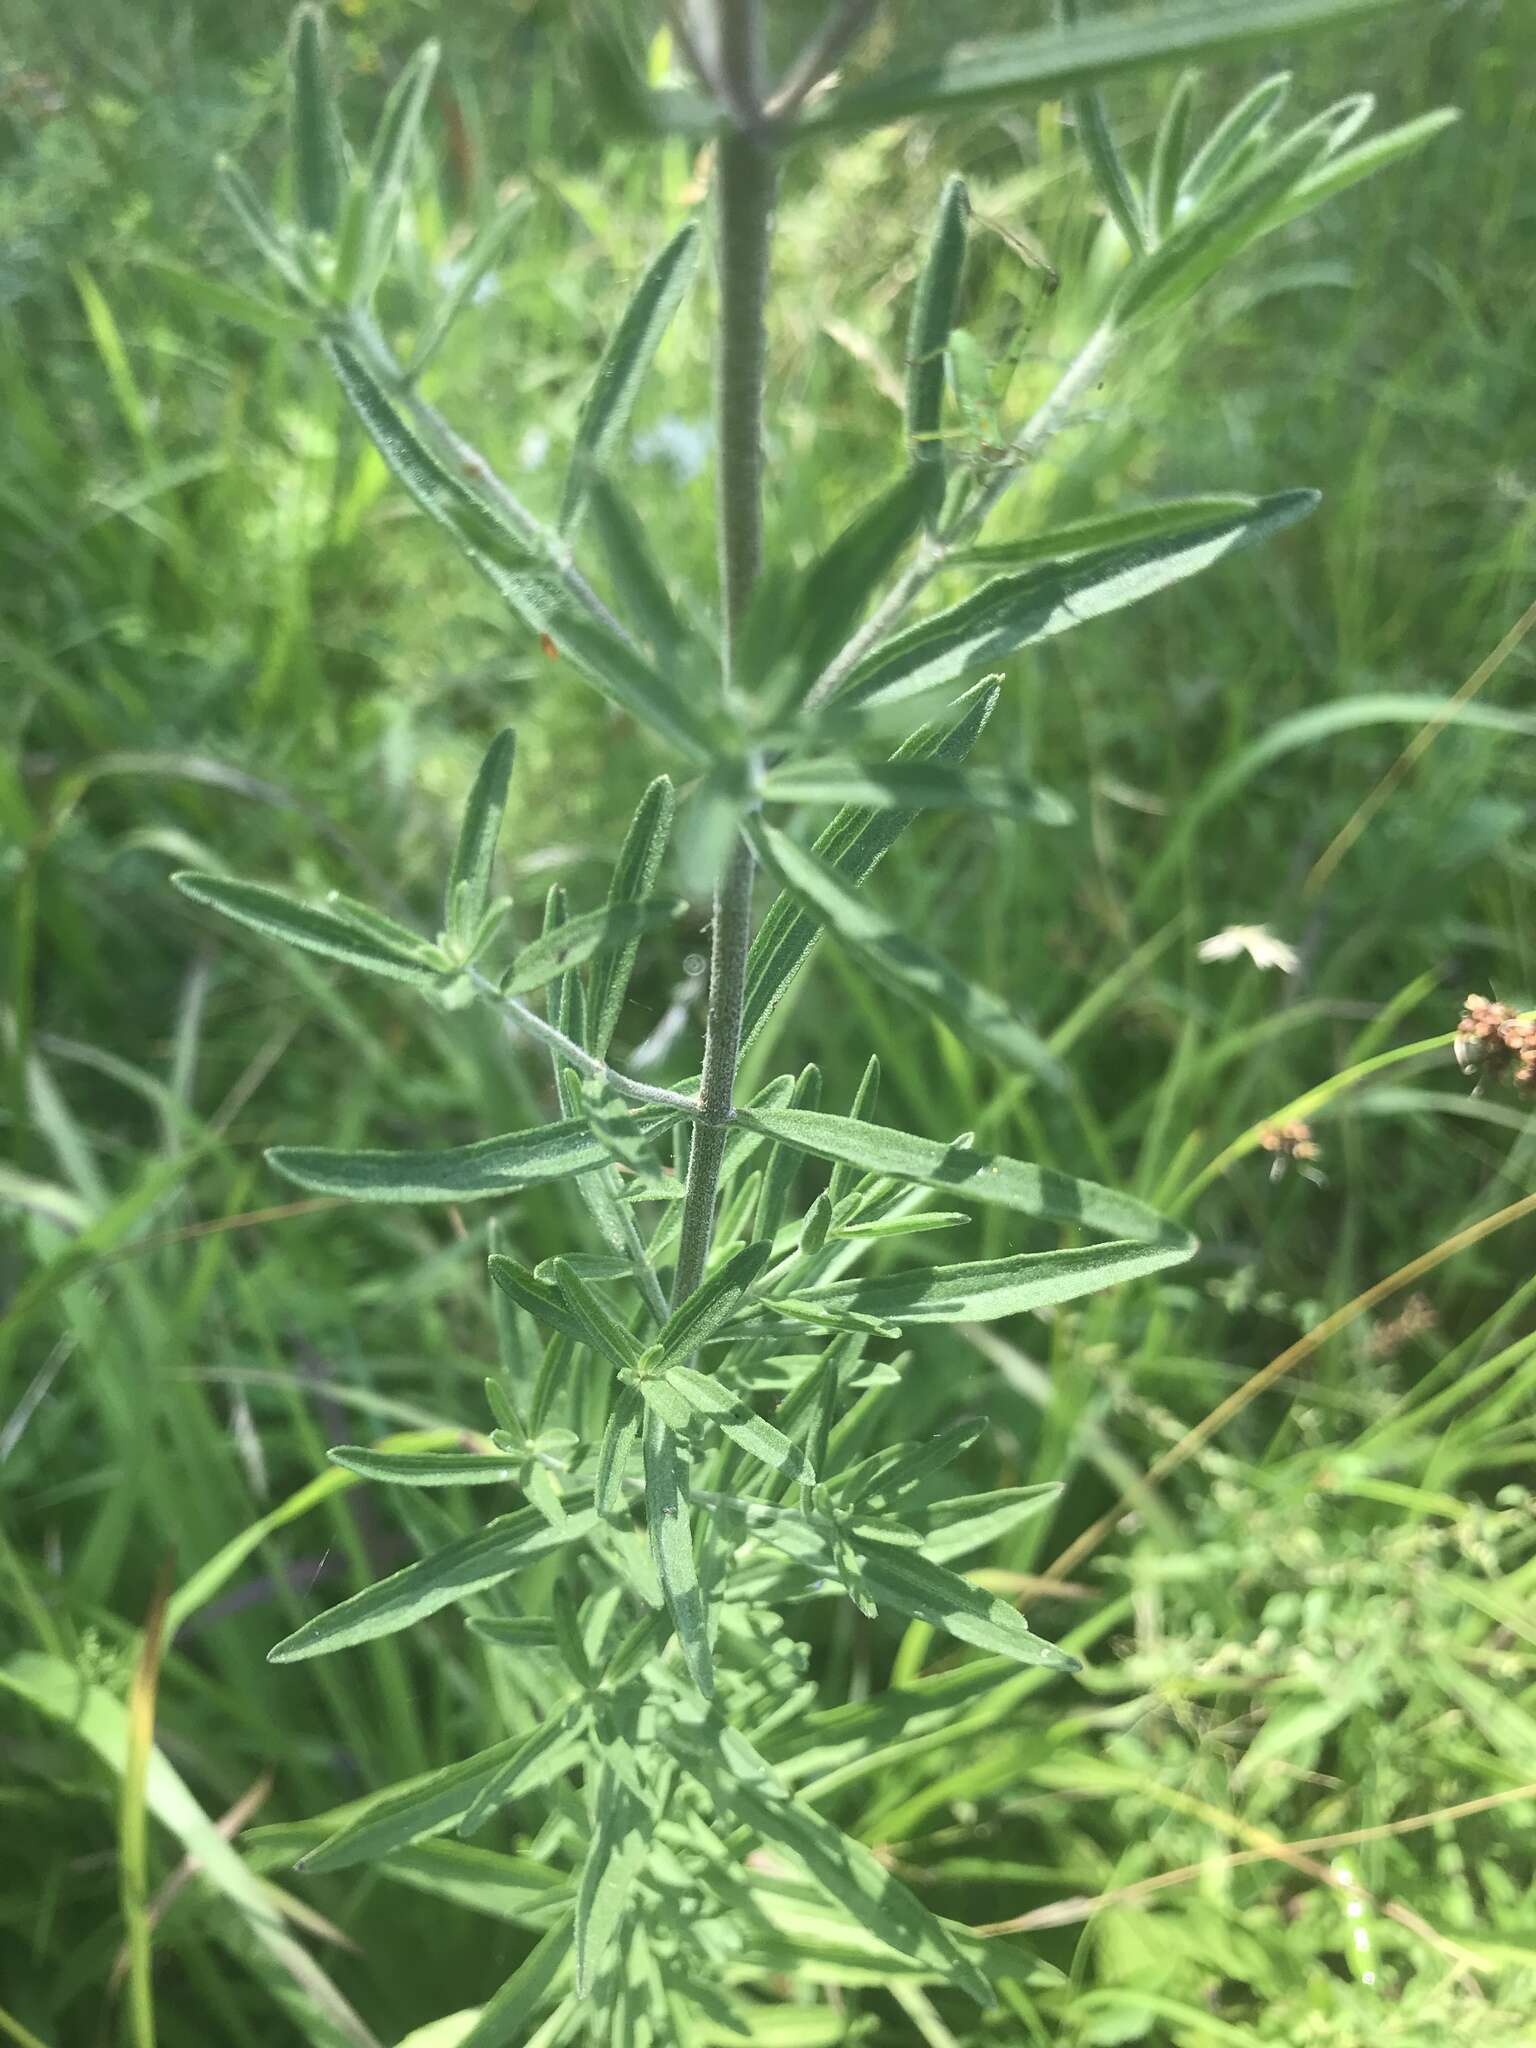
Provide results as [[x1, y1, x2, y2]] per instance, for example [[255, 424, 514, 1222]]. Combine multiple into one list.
[[1196, 924, 1300, 973]]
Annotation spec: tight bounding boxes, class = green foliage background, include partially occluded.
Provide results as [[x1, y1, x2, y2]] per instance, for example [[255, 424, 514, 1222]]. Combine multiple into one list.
[[2, 1, 1534, 2043]]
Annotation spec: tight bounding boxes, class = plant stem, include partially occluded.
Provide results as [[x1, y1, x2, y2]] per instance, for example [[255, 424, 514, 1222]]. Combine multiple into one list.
[[804, 318, 1119, 707], [671, 833, 755, 1305], [471, 969, 702, 1117], [671, 1, 775, 1308]]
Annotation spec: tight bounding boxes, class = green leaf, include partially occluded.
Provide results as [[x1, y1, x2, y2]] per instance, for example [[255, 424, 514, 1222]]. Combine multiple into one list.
[[551, 1258, 644, 1373], [290, 4, 348, 236], [840, 1533, 1079, 1671], [917, 1486, 1062, 1564], [323, 340, 712, 757], [583, 475, 688, 662], [834, 492, 1320, 713], [568, 784, 674, 1054], [595, 1386, 643, 1516], [408, 190, 533, 377], [445, 728, 516, 943], [661, 1704, 991, 2002], [1114, 123, 1332, 325], [328, 1446, 528, 1487], [456, 1919, 573, 2048], [560, 223, 700, 535], [172, 871, 440, 987], [144, 258, 313, 340], [736, 1107, 1192, 1247], [803, 0, 1421, 131], [905, 176, 969, 509], [644, 1411, 712, 1695], [796, 1236, 1192, 1326], [740, 685, 996, 1053], [270, 1119, 653, 1203], [459, 1701, 589, 1838], [762, 754, 1072, 824], [769, 471, 936, 703], [753, 823, 1066, 1089], [575, 1767, 649, 1995], [1147, 69, 1199, 239], [1266, 107, 1461, 231], [581, 1077, 670, 1191], [952, 493, 1261, 570], [268, 1504, 600, 1661], [357, 37, 441, 303], [1179, 72, 1292, 202], [488, 1254, 590, 1343], [294, 1731, 553, 1873], [1058, 0, 1146, 255], [648, 1241, 773, 1373], [502, 896, 681, 998], [662, 1366, 814, 1485], [216, 157, 317, 300], [466, 1615, 560, 1650]]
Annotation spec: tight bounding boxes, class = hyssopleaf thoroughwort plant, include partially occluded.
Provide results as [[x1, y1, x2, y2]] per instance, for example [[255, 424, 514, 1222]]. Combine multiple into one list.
[[175, 4, 1449, 2040]]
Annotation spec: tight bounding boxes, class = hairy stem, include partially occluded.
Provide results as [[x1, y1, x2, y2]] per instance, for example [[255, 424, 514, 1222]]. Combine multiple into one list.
[[672, 2, 774, 1308], [804, 318, 1119, 706]]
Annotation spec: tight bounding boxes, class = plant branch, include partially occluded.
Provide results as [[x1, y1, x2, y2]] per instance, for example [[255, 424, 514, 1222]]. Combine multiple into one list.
[[803, 318, 1119, 707], [470, 969, 703, 1118]]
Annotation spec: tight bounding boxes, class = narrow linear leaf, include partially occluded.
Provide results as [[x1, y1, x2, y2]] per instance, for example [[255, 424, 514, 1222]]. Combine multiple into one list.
[[798, 1235, 1191, 1326], [488, 1254, 589, 1344], [446, 728, 516, 939], [460, 1702, 588, 1839], [270, 1118, 657, 1203], [503, 896, 681, 998], [467, 1615, 560, 1650], [575, 1768, 649, 1994], [173, 872, 440, 987], [953, 493, 1260, 570], [663, 1366, 814, 1485], [775, 471, 937, 702], [754, 823, 1066, 1089], [290, 5, 347, 236], [216, 158, 317, 300], [323, 340, 712, 756], [835, 492, 1320, 714], [357, 38, 442, 302], [738, 1107, 1193, 1248], [584, 475, 688, 662], [845, 1537, 1079, 1671], [644, 1411, 712, 1696], [1266, 107, 1461, 231], [1179, 71, 1293, 202], [456, 1919, 573, 2048], [596, 1386, 643, 1516], [560, 222, 700, 535], [551, 1258, 644, 1373], [328, 1446, 528, 1487], [1147, 69, 1200, 239], [408, 190, 533, 377], [1115, 123, 1333, 326], [649, 1240, 773, 1373], [740, 683, 997, 1052], [1057, 0, 1146, 255], [581, 1076, 670, 1191], [294, 1732, 548, 1874], [906, 175, 969, 513], [803, 0, 1421, 131], [268, 1505, 600, 1661], [917, 1486, 1063, 1565], [662, 1706, 991, 2002], [762, 755, 1072, 824]]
